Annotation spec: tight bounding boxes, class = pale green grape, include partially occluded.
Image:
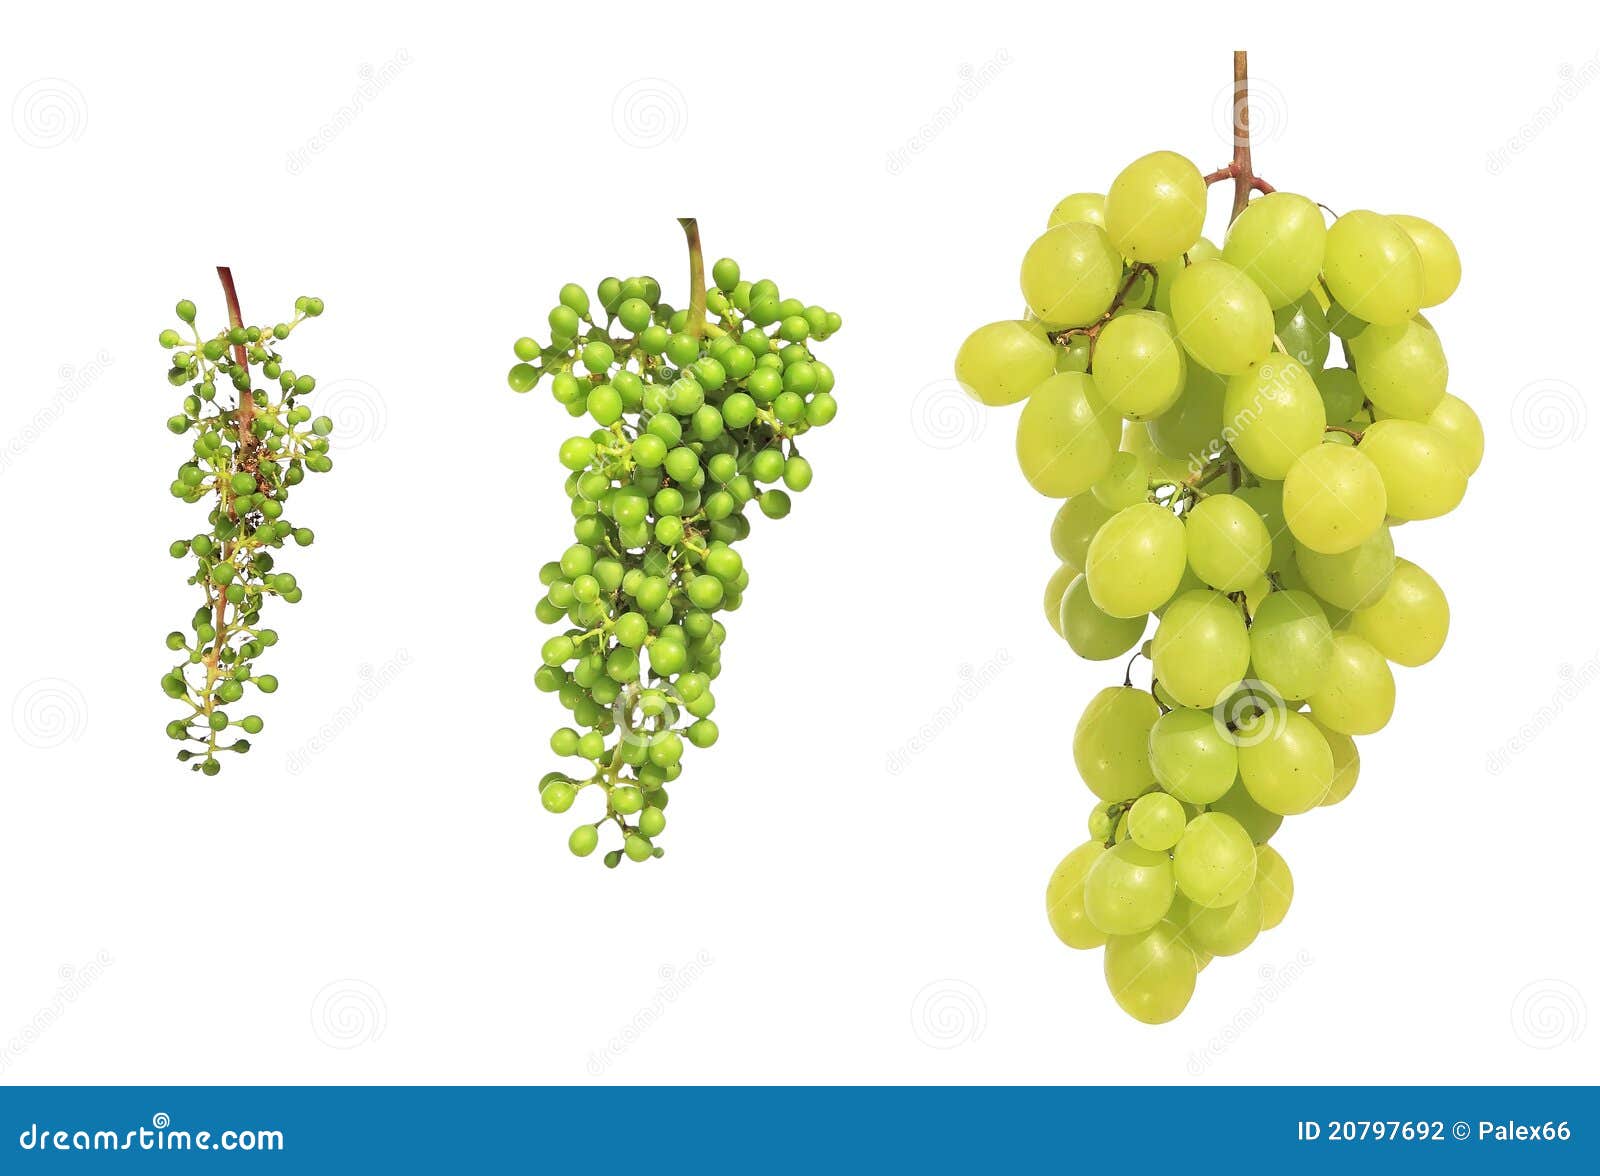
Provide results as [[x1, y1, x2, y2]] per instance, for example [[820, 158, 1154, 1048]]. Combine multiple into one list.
[[1184, 884, 1263, 956], [1148, 707, 1237, 803], [1358, 419, 1467, 520], [954, 320, 1056, 406], [1308, 632, 1395, 735], [1086, 502, 1187, 618], [1282, 443, 1387, 554], [1172, 811, 1256, 907], [1314, 719, 1361, 806], [1347, 318, 1447, 420], [1020, 223, 1124, 328], [1072, 686, 1160, 801], [1061, 575, 1147, 661], [1236, 708, 1333, 815], [1050, 493, 1113, 569], [1183, 493, 1271, 590], [1122, 420, 1191, 484], [1094, 311, 1186, 419], [1151, 590, 1250, 708], [1147, 363, 1226, 464], [1232, 481, 1294, 572], [1104, 151, 1206, 262], [1314, 367, 1364, 424], [1153, 237, 1220, 317], [1045, 841, 1109, 949], [1295, 524, 1394, 610], [1390, 214, 1460, 306], [1222, 357, 1325, 479], [1273, 294, 1331, 372], [1420, 392, 1484, 476], [1083, 840, 1175, 935], [1248, 589, 1333, 700], [1091, 450, 1149, 511], [1044, 564, 1077, 636], [1170, 259, 1274, 375], [1348, 557, 1449, 667], [1322, 210, 1424, 325], [1206, 778, 1283, 844], [1016, 373, 1119, 497], [1129, 792, 1187, 851], [1103, 921, 1197, 1024], [1221, 192, 1327, 307], [1255, 845, 1294, 929], [1049, 192, 1106, 229]]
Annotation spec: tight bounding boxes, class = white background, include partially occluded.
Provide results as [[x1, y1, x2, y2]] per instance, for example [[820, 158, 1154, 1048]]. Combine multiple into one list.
[[1, 1, 1595, 1085]]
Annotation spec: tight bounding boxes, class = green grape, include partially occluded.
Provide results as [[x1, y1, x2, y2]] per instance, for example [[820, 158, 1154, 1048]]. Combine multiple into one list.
[[1348, 557, 1449, 667], [1389, 214, 1460, 306], [1169, 259, 1274, 375], [1148, 707, 1237, 804], [1308, 632, 1395, 735], [1314, 719, 1361, 806], [1236, 709, 1333, 815], [1061, 576, 1147, 661], [1043, 564, 1077, 637], [1019, 223, 1123, 328], [1357, 419, 1467, 520], [1232, 481, 1293, 572], [1050, 493, 1114, 569], [1104, 920, 1197, 1024], [1147, 365, 1226, 469], [1295, 524, 1394, 610], [1312, 367, 1365, 426], [1282, 443, 1387, 554], [1128, 792, 1187, 851], [1221, 192, 1326, 307], [1347, 318, 1447, 420], [1273, 293, 1331, 373], [1248, 589, 1333, 700], [1322, 210, 1424, 325], [1091, 450, 1149, 512], [1048, 192, 1106, 229], [1172, 811, 1256, 908], [1104, 151, 1206, 262], [1121, 420, 1189, 484], [1045, 841, 1109, 949], [1083, 840, 1176, 935], [955, 320, 1056, 406], [1092, 311, 1186, 420], [1072, 686, 1160, 802], [1153, 237, 1219, 317], [1085, 502, 1186, 618], [1015, 373, 1118, 497], [1255, 845, 1294, 929], [1206, 778, 1283, 844], [1151, 590, 1250, 708], [1419, 392, 1484, 476], [1183, 884, 1263, 956], [1222, 357, 1325, 479], [1183, 493, 1271, 591]]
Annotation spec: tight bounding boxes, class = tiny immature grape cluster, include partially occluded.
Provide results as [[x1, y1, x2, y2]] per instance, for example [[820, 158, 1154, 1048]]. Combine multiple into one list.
[[511, 219, 841, 868], [956, 63, 1480, 1023], [158, 270, 334, 775]]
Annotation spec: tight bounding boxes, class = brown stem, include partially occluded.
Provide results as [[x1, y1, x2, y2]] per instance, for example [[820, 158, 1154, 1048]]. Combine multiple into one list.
[[1229, 50, 1254, 224], [677, 218, 706, 339]]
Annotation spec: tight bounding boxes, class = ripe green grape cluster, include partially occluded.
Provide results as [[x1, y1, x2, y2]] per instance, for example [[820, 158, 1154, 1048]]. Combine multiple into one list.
[[957, 150, 1480, 1022], [158, 281, 333, 775], [511, 223, 840, 868]]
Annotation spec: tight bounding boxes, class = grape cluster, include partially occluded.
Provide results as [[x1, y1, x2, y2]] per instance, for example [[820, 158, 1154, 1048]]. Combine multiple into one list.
[[512, 221, 841, 868], [158, 273, 334, 775], [957, 148, 1480, 1022]]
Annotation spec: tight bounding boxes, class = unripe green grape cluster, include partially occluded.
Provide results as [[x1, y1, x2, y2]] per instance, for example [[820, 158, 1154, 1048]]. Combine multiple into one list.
[[158, 284, 334, 775], [958, 143, 1480, 1023], [511, 225, 841, 868]]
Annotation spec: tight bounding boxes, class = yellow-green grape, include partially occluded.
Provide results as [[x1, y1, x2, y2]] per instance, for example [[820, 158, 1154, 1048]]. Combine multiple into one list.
[[1085, 502, 1187, 618], [1093, 311, 1186, 419], [1061, 576, 1147, 661], [1083, 840, 1176, 935], [1091, 450, 1149, 512], [1050, 493, 1114, 569], [1236, 709, 1334, 815], [1148, 707, 1237, 804], [1172, 811, 1256, 907], [1295, 524, 1395, 610], [1153, 237, 1220, 317], [1104, 151, 1206, 263], [1421, 393, 1484, 476], [1347, 318, 1448, 420], [1314, 367, 1365, 424], [1389, 214, 1461, 306], [1045, 841, 1109, 949], [1308, 632, 1396, 735], [1103, 921, 1197, 1025], [1170, 259, 1274, 375], [1348, 557, 1449, 667], [1322, 210, 1424, 325], [1255, 845, 1294, 929], [1248, 589, 1333, 700], [1221, 192, 1327, 307], [1233, 480, 1294, 572], [1122, 421, 1190, 484], [1222, 357, 1326, 479], [1184, 884, 1263, 957], [1015, 372, 1118, 497], [1151, 590, 1250, 708], [1020, 223, 1124, 328], [1049, 192, 1106, 229], [1282, 443, 1387, 554], [1043, 564, 1077, 636], [1274, 294, 1331, 372], [1206, 779, 1283, 844], [1073, 686, 1161, 802], [954, 320, 1056, 407], [1358, 419, 1467, 520], [1315, 720, 1361, 806], [1183, 493, 1271, 591], [1128, 792, 1187, 851], [1147, 364, 1226, 465]]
